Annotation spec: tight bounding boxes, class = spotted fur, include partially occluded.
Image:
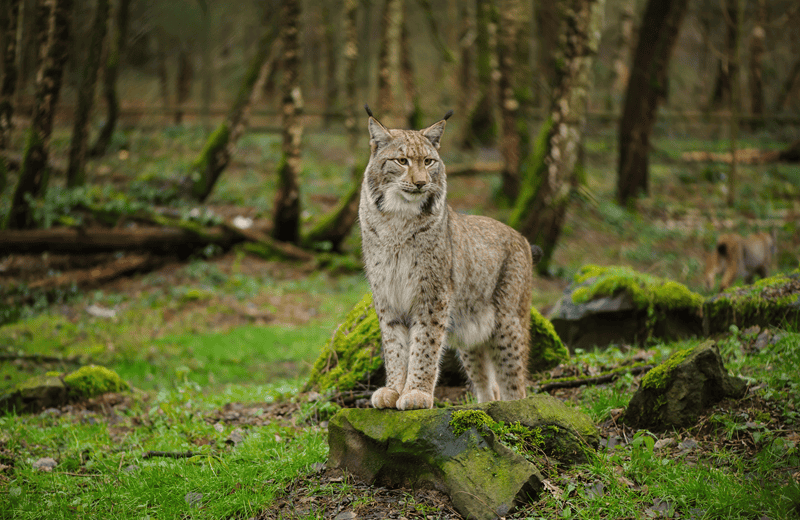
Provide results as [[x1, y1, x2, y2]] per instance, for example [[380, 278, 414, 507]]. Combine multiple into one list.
[[359, 111, 539, 410]]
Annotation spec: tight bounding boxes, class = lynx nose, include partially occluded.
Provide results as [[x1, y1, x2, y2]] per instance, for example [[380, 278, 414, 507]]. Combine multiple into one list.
[[414, 180, 427, 189]]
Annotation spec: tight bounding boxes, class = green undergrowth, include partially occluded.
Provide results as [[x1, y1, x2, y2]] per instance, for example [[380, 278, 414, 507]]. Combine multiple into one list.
[[1, 382, 327, 520]]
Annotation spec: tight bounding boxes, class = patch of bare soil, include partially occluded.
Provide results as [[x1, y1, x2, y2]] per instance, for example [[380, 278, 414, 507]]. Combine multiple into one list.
[[258, 468, 463, 520]]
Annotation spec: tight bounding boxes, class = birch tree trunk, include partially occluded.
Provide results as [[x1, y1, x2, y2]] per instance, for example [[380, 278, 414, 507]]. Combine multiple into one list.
[[0, 0, 21, 151], [90, 0, 130, 157], [6, 0, 72, 230], [497, 0, 521, 199], [66, 0, 109, 187], [616, 0, 689, 207], [272, 0, 302, 244], [187, 27, 281, 202], [508, 0, 604, 274]]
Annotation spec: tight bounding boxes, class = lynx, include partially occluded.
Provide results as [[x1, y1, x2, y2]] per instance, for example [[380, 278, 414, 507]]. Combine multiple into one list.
[[704, 231, 776, 291], [359, 106, 542, 411]]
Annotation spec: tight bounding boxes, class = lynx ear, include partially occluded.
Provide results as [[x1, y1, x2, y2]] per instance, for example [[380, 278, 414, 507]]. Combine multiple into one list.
[[366, 105, 392, 151], [422, 119, 447, 149]]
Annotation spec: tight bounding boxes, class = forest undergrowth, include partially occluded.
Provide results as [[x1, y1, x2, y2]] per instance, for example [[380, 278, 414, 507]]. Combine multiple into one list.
[[1, 125, 799, 518]]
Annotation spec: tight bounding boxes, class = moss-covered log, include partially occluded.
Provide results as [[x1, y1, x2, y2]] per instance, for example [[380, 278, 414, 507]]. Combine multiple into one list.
[[304, 293, 569, 394], [703, 269, 800, 335]]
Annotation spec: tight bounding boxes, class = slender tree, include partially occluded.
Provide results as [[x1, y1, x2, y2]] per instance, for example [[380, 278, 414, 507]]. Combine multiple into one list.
[[399, 1, 421, 129], [461, 0, 497, 148], [377, 0, 402, 125], [456, 0, 474, 127], [616, 0, 689, 207], [532, 0, 558, 107], [155, 28, 171, 123], [174, 46, 193, 124], [304, 0, 360, 251], [497, 0, 522, 199], [187, 23, 281, 201], [747, 0, 766, 129], [272, 0, 302, 244], [66, 0, 109, 187], [90, 0, 131, 157], [707, 0, 738, 111], [508, 0, 605, 274], [0, 0, 21, 151], [322, 1, 339, 128], [6, 0, 73, 229]]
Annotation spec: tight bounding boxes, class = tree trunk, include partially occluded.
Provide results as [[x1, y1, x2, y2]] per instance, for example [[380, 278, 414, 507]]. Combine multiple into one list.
[[456, 0, 474, 130], [322, 1, 339, 128], [399, 1, 421, 129], [200, 2, 213, 131], [532, 0, 558, 107], [377, 0, 402, 125], [90, 0, 130, 157], [616, 0, 689, 207], [0, 0, 21, 151], [726, 0, 742, 208], [304, 0, 360, 251], [156, 29, 171, 123], [609, 0, 634, 110], [272, 0, 302, 244], [188, 26, 281, 201], [65, 0, 109, 187], [462, 0, 497, 148], [508, 0, 605, 275], [5, 0, 72, 230], [174, 46, 193, 125], [707, 0, 738, 111], [497, 0, 521, 200], [747, 0, 765, 130]]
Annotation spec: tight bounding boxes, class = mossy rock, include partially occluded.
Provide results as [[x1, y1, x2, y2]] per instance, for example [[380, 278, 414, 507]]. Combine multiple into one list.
[[0, 365, 130, 414], [328, 394, 597, 520], [622, 340, 747, 431], [549, 265, 704, 350], [303, 293, 569, 394], [703, 269, 800, 335]]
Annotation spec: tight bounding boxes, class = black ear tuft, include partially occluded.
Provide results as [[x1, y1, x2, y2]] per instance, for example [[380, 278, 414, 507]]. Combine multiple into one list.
[[442, 110, 453, 121], [365, 104, 374, 118]]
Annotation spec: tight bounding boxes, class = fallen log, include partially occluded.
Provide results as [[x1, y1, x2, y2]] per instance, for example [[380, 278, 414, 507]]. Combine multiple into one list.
[[25, 254, 161, 291], [680, 139, 800, 164]]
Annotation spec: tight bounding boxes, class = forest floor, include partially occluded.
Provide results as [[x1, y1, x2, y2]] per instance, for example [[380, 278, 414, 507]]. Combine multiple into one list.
[[1, 124, 799, 518]]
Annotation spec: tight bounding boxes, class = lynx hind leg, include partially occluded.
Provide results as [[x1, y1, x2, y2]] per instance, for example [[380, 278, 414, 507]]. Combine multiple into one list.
[[458, 345, 499, 403], [488, 312, 530, 401]]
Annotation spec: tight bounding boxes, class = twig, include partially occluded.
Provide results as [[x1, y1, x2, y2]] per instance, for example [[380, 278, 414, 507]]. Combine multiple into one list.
[[142, 450, 198, 459], [537, 365, 653, 392]]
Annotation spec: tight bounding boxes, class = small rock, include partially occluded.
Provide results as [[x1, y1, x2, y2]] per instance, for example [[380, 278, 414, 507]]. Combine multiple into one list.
[[33, 458, 57, 472], [654, 438, 675, 451], [184, 492, 203, 508], [333, 512, 357, 520], [122, 464, 139, 473], [225, 428, 244, 446], [86, 305, 117, 319]]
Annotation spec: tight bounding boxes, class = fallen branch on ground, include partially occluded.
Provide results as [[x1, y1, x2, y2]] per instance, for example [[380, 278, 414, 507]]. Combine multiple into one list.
[[537, 364, 653, 392], [142, 450, 199, 459]]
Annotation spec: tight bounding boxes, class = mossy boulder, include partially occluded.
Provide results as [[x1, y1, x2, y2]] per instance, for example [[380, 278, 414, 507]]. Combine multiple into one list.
[[703, 269, 800, 335], [549, 265, 704, 350], [0, 365, 130, 414], [622, 340, 746, 431], [328, 394, 597, 520], [303, 293, 569, 394]]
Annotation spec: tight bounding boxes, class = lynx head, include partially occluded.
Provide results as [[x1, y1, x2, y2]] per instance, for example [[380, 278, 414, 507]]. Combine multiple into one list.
[[362, 106, 452, 218]]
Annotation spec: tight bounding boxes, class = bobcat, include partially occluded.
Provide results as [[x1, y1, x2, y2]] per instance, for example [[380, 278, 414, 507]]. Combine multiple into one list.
[[359, 106, 542, 411], [704, 231, 776, 291]]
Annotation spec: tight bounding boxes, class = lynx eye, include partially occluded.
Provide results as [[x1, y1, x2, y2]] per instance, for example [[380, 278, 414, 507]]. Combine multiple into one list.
[[424, 158, 435, 166], [395, 158, 408, 166]]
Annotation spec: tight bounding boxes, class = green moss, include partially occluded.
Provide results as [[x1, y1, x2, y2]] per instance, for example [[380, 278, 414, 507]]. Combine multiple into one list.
[[303, 293, 383, 393], [449, 409, 544, 463], [63, 365, 130, 399], [572, 265, 703, 310], [508, 115, 554, 230], [640, 345, 697, 390], [529, 307, 569, 372], [703, 269, 800, 333]]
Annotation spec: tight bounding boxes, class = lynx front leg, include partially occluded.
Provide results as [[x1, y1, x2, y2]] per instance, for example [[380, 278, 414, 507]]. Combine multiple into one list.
[[397, 304, 449, 410], [371, 316, 408, 409], [489, 313, 529, 401]]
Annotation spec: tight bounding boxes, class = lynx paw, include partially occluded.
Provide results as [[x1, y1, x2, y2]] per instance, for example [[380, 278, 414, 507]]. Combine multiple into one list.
[[371, 387, 400, 409], [397, 390, 434, 410]]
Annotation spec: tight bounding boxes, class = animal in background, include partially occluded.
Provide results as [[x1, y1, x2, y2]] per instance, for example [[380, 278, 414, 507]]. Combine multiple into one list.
[[704, 231, 776, 291], [358, 105, 542, 411]]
